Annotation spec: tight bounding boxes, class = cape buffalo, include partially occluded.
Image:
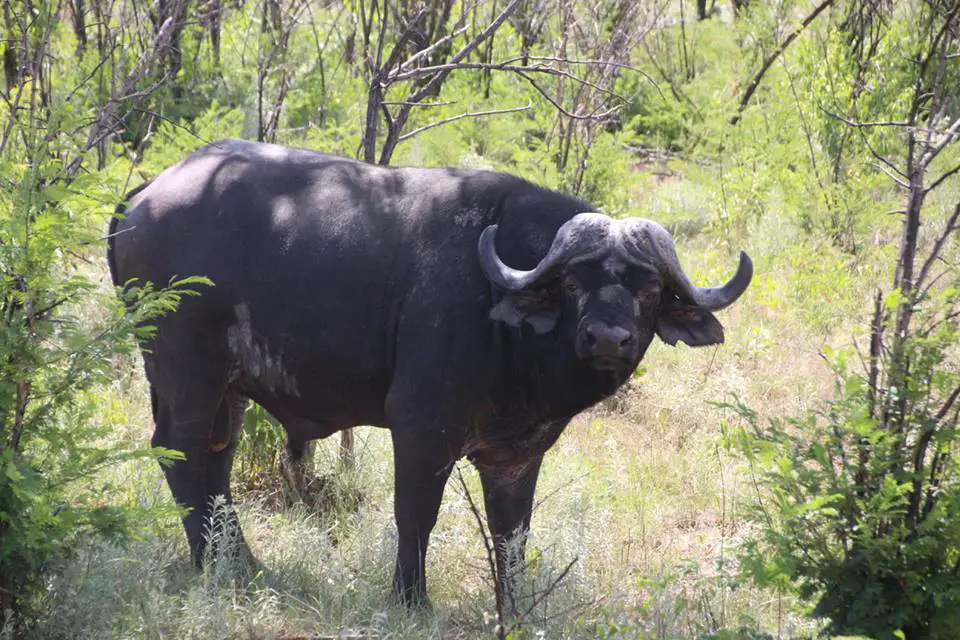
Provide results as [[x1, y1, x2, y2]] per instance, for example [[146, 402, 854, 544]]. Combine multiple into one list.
[[108, 138, 752, 604]]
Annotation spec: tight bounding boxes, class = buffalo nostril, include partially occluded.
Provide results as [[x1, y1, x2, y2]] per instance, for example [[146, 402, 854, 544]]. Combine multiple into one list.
[[583, 324, 634, 354]]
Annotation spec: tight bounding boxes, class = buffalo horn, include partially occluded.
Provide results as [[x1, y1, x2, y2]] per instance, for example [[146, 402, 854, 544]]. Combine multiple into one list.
[[618, 218, 753, 311], [478, 212, 612, 291]]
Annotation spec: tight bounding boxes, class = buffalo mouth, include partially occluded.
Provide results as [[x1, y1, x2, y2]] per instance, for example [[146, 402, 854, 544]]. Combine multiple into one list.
[[585, 355, 634, 372]]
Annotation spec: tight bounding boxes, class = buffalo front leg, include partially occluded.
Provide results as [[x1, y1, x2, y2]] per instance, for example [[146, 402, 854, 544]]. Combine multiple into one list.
[[476, 455, 544, 613], [390, 428, 454, 605]]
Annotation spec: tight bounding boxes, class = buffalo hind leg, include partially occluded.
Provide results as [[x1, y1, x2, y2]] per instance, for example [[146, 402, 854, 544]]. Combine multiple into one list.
[[476, 454, 545, 614], [390, 428, 453, 605], [280, 437, 315, 505]]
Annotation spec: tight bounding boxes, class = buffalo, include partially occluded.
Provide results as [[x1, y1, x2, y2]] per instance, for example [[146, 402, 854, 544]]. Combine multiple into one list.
[[108, 138, 752, 604]]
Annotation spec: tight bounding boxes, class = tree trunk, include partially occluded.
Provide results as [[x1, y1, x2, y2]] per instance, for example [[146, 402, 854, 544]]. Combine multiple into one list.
[[209, 0, 221, 67], [70, 0, 87, 54], [0, 574, 12, 632], [153, 0, 188, 97], [2, 0, 19, 94]]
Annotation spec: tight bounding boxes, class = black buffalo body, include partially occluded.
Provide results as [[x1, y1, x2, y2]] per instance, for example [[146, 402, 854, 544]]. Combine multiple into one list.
[[108, 139, 752, 603]]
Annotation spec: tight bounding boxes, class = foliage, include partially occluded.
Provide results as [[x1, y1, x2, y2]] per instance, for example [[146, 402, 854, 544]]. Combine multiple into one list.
[[235, 403, 287, 489], [721, 355, 960, 639], [719, 3, 960, 637]]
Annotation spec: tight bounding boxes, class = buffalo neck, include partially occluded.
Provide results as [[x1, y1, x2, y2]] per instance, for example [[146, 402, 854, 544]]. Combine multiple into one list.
[[491, 320, 629, 424]]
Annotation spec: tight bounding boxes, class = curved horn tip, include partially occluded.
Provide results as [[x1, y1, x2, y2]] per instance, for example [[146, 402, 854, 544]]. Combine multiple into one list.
[[715, 250, 754, 309], [478, 224, 497, 246], [477, 223, 531, 292], [689, 249, 754, 311], [478, 215, 614, 292], [737, 251, 754, 282]]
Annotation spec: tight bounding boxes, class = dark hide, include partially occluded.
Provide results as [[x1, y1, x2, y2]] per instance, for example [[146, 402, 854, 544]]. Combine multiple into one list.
[[108, 139, 750, 604]]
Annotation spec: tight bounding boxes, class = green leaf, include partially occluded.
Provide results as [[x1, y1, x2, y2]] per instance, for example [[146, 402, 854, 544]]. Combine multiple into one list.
[[4, 460, 24, 482], [884, 288, 903, 311]]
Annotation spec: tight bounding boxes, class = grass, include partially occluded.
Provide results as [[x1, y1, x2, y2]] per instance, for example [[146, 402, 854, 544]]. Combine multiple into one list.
[[27, 167, 871, 640]]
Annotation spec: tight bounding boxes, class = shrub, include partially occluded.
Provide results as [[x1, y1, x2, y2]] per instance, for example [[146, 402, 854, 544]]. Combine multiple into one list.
[[720, 4, 960, 636]]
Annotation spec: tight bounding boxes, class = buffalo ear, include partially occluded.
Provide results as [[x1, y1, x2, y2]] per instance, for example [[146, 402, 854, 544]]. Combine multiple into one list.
[[490, 292, 560, 335], [656, 301, 724, 347]]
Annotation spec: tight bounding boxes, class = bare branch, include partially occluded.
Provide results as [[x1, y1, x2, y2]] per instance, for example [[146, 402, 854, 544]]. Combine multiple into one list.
[[921, 116, 960, 165], [915, 0, 960, 90], [872, 162, 910, 189], [10, 379, 30, 452], [924, 308, 960, 336], [919, 264, 952, 301], [388, 60, 625, 102], [398, 103, 531, 142], [732, 0, 838, 124], [512, 557, 579, 629], [99, 225, 138, 242], [864, 290, 883, 416], [397, 25, 468, 71], [382, 99, 458, 108], [936, 383, 960, 423], [404, 0, 523, 105], [782, 55, 827, 195], [62, 40, 121, 104], [127, 106, 212, 145], [515, 70, 620, 121], [455, 467, 506, 640], [371, 0, 524, 165], [926, 162, 960, 194], [65, 14, 179, 177], [820, 109, 913, 129], [916, 202, 960, 292], [381, 7, 429, 75], [509, 54, 661, 88], [640, 38, 702, 118]]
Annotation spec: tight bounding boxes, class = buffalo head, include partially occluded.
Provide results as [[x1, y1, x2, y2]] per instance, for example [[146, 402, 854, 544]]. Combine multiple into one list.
[[478, 213, 753, 374]]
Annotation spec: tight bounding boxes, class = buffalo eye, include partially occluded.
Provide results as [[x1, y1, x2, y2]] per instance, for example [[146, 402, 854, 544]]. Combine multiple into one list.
[[564, 280, 580, 295]]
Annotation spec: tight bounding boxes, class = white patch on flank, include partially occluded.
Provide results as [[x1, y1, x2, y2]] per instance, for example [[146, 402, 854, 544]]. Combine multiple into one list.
[[272, 194, 297, 227], [227, 303, 299, 396]]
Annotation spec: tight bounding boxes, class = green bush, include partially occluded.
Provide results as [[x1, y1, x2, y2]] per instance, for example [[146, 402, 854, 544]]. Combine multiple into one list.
[[721, 338, 960, 639], [720, 233, 960, 638], [716, 2, 960, 636]]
